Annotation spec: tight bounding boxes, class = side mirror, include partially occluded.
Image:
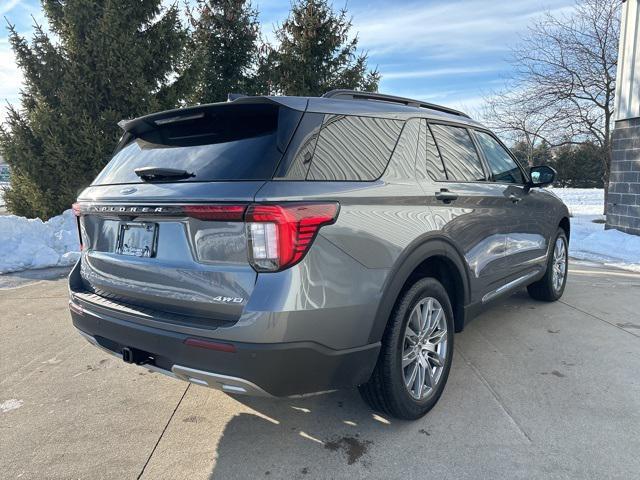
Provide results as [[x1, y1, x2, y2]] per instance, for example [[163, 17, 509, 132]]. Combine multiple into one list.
[[527, 165, 556, 188]]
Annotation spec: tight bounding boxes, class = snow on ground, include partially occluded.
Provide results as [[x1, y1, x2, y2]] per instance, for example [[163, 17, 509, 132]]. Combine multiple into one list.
[[548, 188, 605, 216], [0, 209, 80, 274], [549, 188, 640, 272]]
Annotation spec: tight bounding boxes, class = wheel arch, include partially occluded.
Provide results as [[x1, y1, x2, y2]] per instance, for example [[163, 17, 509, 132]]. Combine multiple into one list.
[[559, 216, 570, 241], [368, 236, 471, 344]]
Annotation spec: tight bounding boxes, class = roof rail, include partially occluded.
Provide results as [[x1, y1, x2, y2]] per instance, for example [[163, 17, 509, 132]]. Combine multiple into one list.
[[322, 89, 470, 118]]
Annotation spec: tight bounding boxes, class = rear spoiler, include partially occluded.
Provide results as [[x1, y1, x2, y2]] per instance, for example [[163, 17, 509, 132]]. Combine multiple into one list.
[[118, 96, 309, 136]]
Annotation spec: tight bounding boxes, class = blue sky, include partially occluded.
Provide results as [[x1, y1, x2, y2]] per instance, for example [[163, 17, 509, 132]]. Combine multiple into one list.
[[0, 0, 577, 121]]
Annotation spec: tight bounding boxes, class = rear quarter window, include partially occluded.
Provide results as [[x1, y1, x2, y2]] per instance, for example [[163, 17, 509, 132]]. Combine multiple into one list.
[[306, 115, 403, 181], [430, 124, 485, 182], [424, 122, 447, 181]]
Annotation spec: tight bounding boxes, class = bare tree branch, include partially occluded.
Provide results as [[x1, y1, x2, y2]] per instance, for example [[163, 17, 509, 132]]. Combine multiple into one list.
[[483, 0, 620, 196]]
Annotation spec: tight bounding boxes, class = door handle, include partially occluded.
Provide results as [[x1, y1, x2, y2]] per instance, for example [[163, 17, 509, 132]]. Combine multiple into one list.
[[509, 194, 522, 204], [435, 189, 458, 203]]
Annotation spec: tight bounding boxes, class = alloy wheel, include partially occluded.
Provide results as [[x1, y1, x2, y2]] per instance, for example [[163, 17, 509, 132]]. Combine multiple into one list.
[[401, 297, 448, 400], [552, 237, 567, 292]]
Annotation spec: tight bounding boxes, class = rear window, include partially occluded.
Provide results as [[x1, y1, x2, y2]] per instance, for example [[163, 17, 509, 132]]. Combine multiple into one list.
[[92, 103, 302, 185], [306, 115, 403, 181]]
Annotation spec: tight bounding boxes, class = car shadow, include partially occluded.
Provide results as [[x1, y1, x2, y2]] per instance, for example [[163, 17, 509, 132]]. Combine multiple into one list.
[[207, 387, 419, 478]]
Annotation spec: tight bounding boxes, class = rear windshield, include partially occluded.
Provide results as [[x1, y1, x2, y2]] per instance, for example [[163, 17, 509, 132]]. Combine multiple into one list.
[[92, 103, 302, 185]]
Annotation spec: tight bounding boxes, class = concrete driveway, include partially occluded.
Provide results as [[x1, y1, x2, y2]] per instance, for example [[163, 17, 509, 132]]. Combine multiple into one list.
[[1, 264, 639, 479]]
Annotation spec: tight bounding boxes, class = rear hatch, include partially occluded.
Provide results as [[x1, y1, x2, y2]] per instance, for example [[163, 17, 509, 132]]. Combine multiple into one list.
[[74, 100, 304, 325]]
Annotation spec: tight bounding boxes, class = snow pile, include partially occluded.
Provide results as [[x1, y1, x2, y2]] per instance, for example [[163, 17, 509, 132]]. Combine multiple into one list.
[[0, 209, 80, 274], [550, 188, 640, 272]]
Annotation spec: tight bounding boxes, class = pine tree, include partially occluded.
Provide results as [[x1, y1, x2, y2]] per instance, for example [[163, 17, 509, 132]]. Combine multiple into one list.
[[552, 143, 604, 188], [260, 0, 380, 96], [511, 141, 531, 166], [186, 0, 261, 104], [510, 139, 553, 167], [0, 1, 190, 219], [531, 141, 553, 167]]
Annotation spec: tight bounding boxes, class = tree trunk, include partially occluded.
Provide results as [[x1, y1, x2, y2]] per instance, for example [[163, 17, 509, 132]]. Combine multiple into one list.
[[603, 156, 610, 215]]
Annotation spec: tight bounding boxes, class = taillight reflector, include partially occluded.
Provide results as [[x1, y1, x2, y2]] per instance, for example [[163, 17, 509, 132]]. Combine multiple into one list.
[[184, 338, 236, 353], [183, 204, 246, 221], [245, 203, 339, 272]]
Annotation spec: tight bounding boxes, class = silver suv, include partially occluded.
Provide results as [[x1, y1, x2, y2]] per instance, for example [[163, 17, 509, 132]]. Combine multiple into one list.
[[69, 90, 570, 419]]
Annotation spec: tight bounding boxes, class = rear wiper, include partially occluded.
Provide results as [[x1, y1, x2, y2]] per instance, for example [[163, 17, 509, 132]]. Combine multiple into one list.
[[134, 167, 195, 182]]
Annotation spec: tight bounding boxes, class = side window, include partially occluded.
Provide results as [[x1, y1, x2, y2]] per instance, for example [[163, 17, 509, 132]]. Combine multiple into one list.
[[424, 122, 447, 181], [474, 131, 525, 184], [307, 115, 403, 181], [430, 124, 486, 182]]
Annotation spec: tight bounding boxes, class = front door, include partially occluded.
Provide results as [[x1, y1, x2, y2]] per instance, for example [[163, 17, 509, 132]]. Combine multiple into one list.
[[471, 129, 551, 279]]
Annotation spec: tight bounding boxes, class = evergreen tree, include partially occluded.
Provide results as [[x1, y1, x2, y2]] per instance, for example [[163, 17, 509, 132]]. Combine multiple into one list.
[[0, 1, 190, 219], [510, 140, 530, 166], [260, 0, 380, 96], [510, 139, 552, 167], [186, 0, 261, 103], [531, 141, 553, 167], [552, 143, 604, 188]]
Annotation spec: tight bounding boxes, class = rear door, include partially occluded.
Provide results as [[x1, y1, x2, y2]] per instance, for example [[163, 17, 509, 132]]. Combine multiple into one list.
[[416, 121, 519, 303], [75, 101, 303, 323]]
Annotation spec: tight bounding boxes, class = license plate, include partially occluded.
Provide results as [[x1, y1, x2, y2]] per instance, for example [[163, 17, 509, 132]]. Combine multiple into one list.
[[116, 222, 157, 258]]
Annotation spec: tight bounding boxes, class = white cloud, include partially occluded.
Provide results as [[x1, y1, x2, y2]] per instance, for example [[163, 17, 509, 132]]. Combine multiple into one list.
[[383, 65, 500, 80], [0, 0, 23, 16], [388, 88, 487, 113], [351, 0, 576, 56]]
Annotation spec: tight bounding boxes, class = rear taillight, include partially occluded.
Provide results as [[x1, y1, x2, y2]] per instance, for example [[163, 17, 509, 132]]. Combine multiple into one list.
[[245, 203, 339, 272], [71, 202, 83, 251]]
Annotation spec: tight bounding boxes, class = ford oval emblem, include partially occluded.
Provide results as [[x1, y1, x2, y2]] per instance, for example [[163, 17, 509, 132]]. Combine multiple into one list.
[[120, 187, 137, 195]]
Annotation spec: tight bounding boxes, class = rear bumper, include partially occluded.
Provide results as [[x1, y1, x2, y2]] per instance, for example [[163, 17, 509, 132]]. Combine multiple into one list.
[[70, 301, 380, 397]]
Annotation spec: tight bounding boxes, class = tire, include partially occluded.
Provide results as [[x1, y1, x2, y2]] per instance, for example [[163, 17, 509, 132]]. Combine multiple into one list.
[[359, 277, 455, 420], [527, 228, 568, 302]]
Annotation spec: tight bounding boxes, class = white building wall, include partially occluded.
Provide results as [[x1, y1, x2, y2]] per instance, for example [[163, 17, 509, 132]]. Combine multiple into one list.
[[615, 0, 640, 121]]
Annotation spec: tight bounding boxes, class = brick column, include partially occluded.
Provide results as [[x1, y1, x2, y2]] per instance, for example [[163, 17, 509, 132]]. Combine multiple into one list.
[[607, 118, 640, 235], [606, 0, 640, 235]]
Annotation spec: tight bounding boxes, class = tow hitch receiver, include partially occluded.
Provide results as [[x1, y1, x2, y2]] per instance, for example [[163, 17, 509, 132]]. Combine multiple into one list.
[[121, 346, 152, 365]]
